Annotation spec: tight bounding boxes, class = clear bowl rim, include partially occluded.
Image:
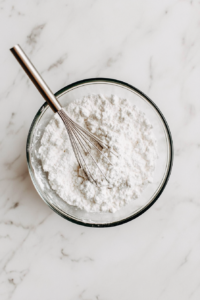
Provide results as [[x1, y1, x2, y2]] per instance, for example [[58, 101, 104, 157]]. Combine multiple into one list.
[[26, 77, 174, 228]]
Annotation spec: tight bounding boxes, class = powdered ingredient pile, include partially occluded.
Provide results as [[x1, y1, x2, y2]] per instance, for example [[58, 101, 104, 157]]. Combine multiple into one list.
[[38, 94, 157, 213]]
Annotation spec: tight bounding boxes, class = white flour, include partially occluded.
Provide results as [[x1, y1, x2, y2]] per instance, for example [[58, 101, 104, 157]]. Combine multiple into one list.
[[38, 94, 157, 213]]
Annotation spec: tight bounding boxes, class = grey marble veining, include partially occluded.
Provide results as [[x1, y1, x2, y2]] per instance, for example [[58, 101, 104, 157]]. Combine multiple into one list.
[[0, 0, 200, 299]]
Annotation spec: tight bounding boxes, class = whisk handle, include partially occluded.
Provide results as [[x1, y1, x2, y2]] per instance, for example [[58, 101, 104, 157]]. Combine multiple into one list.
[[10, 44, 62, 113]]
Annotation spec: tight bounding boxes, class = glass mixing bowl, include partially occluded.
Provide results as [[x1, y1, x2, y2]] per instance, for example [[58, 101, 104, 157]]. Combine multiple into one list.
[[26, 78, 173, 227]]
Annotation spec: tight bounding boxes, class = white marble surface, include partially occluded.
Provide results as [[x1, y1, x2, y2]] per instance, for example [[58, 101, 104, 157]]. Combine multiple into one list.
[[0, 0, 200, 299]]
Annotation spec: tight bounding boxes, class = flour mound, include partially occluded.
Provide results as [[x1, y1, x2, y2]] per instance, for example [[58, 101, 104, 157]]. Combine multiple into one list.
[[38, 94, 157, 213]]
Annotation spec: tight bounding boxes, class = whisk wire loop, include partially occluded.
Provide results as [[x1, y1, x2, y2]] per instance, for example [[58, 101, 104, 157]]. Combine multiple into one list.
[[58, 109, 112, 185]]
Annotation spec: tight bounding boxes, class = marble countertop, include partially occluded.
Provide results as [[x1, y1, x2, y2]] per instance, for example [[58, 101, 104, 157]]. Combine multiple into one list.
[[1, 0, 200, 299]]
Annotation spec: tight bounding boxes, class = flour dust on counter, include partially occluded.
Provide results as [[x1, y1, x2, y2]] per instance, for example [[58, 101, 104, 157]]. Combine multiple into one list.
[[38, 94, 157, 213]]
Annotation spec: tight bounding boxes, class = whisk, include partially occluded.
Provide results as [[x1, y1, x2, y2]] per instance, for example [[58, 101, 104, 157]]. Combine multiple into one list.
[[10, 44, 117, 186]]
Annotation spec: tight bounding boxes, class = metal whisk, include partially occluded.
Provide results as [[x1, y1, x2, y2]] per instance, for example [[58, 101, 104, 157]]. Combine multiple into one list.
[[10, 44, 117, 186]]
